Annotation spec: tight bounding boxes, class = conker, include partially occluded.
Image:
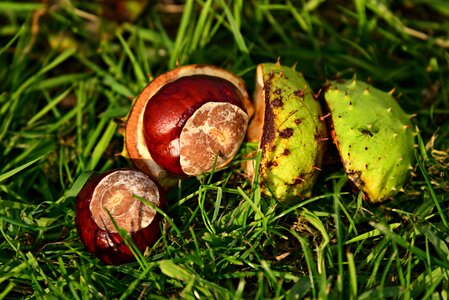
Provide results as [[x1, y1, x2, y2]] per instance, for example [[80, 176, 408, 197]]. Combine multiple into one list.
[[75, 169, 165, 265], [124, 65, 254, 189]]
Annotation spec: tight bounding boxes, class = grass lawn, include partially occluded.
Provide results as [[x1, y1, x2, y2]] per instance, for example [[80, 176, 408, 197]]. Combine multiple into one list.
[[1, 0, 449, 298]]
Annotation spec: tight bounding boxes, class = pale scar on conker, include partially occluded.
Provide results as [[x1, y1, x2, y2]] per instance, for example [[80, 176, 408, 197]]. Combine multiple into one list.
[[89, 170, 160, 233], [179, 102, 248, 175]]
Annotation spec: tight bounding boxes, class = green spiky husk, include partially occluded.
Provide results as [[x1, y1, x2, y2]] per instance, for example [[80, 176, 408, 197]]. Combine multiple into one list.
[[250, 63, 327, 201], [325, 79, 415, 202]]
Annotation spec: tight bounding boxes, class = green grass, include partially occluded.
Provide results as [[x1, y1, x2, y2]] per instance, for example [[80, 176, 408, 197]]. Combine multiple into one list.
[[1, 0, 449, 298]]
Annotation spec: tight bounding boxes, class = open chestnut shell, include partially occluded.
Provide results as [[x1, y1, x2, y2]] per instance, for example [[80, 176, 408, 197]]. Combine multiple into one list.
[[75, 169, 165, 265], [124, 64, 254, 189]]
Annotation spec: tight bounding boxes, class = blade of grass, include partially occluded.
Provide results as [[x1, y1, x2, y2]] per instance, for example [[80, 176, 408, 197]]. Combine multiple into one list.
[[288, 229, 318, 299], [160, 259, 195, 282], [0, 281, 15, 299], [237, 187, 266, 229], [198, 186, 216, 235], [415, 151, 449, 231], [0, 24, 24, 55], [378, 244, 397, 299], [354, 0, 367, 34], [415, 222, 449, 264], [347, 252, 357, 300], [189, 0, 213, 52], [0, 2, 43, 11], [169, 0, 194, 68], [87, 121, 117, 171], [105, 208, 148, 268], [366, 238, 389, 288], [116, 31, 147, 89], [370, 222, 449, 269], [334, 196, 344, 298], [1, 49, 76, 140], [217, 0, 250, 56], [345, 223, 401, 244], [135, 195, 185, 244], [0, 154, 46, 184], [409, 267, 448, 298]]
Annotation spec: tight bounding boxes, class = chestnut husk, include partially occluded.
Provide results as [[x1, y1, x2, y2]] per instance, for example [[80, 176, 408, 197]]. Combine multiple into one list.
[[123, 64, 254, 189]]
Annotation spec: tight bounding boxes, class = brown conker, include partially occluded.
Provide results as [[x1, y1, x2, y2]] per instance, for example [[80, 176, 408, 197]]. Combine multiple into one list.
[[124, 65, 254, 189], [75, 169, 165, 265]]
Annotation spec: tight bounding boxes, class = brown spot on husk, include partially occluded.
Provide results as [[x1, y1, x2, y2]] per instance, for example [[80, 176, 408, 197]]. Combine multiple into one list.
[[279, 128, 294, 138], [272, 98, 284, 107], [266, 160, 279, 168]]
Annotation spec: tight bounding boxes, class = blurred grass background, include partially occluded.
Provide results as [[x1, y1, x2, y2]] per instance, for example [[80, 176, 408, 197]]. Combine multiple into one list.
[[1, 0, 449, 298]]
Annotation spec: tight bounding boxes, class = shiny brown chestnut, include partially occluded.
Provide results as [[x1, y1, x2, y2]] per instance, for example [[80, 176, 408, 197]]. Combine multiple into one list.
[[124, 65, 254, 189], [75, 169, 165, 265]]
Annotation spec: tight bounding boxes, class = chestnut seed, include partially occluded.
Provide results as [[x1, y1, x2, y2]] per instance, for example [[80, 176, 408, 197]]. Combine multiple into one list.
[[143, 75, 248, 176], [75, 169, 165, 265], [124, 65, 254, 189]]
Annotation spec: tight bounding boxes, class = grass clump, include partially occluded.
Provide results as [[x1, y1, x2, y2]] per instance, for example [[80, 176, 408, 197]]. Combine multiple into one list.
[[1, 0, 449, 298]]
